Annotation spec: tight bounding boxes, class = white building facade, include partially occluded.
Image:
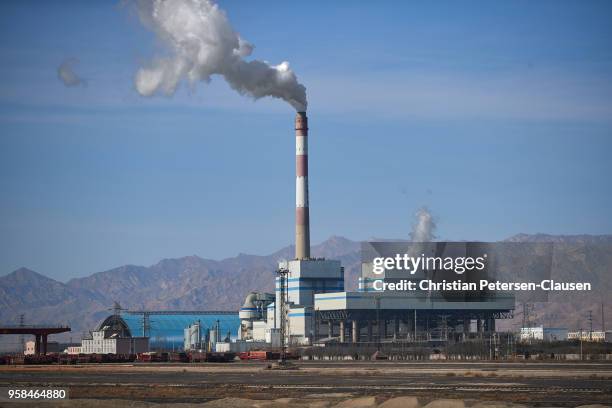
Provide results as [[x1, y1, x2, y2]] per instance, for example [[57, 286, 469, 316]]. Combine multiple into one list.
[[519, 327, 568, 342], [81, 327, 148, 354]]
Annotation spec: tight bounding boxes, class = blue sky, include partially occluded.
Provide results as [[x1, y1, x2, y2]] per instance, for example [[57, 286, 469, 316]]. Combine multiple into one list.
[[1, 0, 611, 281]]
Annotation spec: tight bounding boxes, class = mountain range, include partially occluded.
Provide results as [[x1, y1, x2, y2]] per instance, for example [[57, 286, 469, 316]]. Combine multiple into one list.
[[1, 234, 611, 346]]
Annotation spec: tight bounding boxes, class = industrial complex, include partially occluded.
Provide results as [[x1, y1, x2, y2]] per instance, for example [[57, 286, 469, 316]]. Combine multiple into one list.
[[0, 111, 609, 365], [3, 112, 610, 361], [235, 112, 516, 349]]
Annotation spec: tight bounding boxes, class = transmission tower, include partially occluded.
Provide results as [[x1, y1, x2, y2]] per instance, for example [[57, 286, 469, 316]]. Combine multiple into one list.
[[140, 313, 153, 338], [277, 267, 289, 362]]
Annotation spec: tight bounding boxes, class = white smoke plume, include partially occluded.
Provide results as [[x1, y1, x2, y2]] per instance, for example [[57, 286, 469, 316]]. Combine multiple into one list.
[[410, 207, 436, 242], [57, 58, 85, 87], [131, 0, 307, 111]]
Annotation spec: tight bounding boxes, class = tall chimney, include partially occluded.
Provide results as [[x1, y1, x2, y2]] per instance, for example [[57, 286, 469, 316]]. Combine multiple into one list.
[[295, 111, 310, 260]]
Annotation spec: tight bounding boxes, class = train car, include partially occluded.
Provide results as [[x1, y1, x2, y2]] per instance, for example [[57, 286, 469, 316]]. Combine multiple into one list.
[[205, 352, 236, 362], [168, 352, 189, 363], [188, 351, 207, 363], [239, 350, 281, 361]]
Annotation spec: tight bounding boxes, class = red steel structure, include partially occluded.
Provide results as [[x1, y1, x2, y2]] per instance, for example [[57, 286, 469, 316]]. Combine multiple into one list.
[[0, 326, 70, 355]]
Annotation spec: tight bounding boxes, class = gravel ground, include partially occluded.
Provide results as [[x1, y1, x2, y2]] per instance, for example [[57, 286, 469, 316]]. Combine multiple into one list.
[[0, 361, 610, 407]]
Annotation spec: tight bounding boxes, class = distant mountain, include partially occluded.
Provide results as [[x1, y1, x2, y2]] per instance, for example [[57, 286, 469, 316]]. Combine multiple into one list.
[[0, 268, 108, 334], [0, 268, 72, 312], [1, 234, 611, 346], [505, 233, 612, 244], [500, 234, 612, 331]]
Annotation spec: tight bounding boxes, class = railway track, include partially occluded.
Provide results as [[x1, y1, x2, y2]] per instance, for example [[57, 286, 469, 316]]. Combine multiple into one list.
[[245, 383, 609, 393], [3, 380, 608, 394]]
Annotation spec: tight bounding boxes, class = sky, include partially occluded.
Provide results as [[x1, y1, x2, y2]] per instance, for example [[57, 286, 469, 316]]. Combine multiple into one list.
[[1, 0, 611, 282]]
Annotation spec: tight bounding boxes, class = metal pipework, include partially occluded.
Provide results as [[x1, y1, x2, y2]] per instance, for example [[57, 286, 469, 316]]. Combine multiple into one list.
[[295, 111, 310, 260]]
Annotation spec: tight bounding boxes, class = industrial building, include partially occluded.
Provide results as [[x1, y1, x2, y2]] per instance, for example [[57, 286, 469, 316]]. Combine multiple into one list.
[[238, 112, 516, 347], [24, 340, 60, 355], [568, 330, 612, 343], [81, 314, 148, 354], [86, 309, 240, 352], [519, 327, 568, 342], [121, 310, 239, 351], [184, 320, 231, 351], [66, 346, 82, 354]]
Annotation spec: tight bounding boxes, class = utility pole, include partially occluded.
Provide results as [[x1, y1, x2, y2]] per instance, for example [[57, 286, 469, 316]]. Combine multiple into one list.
[[375, 295, 381, 352], [440, 315, 449, 359], [413, 309, 417, 341], [507, 332, 512, 358], [443, 315, 450, 341], [19, 314, 25, 353], [588, 310, 593, 341], [579, 327, 583, 360], [602, 303, 605, 332]]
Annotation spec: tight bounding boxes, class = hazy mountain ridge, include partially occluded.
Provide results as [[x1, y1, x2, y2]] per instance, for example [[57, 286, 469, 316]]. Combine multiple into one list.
[[1, 234, 610, 340], [504, 233, 612, 244], [502, 234, 612, 331]]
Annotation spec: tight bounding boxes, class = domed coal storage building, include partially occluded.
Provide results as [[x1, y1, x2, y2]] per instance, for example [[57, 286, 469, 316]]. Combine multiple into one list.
[[117, 310, 240, 351]]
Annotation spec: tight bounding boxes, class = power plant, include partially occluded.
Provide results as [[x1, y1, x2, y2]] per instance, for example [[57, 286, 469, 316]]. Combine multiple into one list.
[[239, 112, 345, 345], [238, 112, 516, 347]]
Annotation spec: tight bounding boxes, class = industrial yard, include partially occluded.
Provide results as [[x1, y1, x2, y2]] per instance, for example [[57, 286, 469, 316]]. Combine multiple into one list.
[[1, 361, 611, 407]]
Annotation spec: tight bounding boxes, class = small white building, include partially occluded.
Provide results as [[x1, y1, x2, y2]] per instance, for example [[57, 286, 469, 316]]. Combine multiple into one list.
[[265, 328, 281, 347], [81, 326, 148, 354], [81, 313, 149, 355], [24, 341, 59, 355], [519, 327, 568, 342], [567, 330, 612, 342], [252, 321, 268, 342]]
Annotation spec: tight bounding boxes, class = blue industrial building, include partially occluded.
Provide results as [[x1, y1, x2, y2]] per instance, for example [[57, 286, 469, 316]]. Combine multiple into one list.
[[99, 311, 240, 351]]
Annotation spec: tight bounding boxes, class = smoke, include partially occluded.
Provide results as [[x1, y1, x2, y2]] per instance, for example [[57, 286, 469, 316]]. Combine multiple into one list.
[[410, 207, 436, 242], [131, 0, 307, 111], [57, 58, 85, 87]]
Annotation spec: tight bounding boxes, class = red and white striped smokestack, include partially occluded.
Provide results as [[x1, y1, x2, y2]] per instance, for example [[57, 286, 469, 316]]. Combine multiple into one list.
[[295, 111, 310, 260]]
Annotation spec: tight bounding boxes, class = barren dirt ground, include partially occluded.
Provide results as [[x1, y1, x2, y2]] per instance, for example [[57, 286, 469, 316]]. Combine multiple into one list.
[[1, 361, 611, 407]]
